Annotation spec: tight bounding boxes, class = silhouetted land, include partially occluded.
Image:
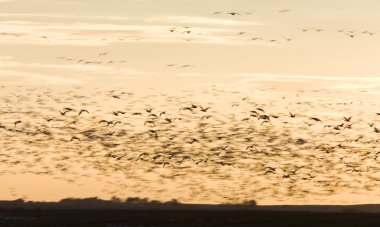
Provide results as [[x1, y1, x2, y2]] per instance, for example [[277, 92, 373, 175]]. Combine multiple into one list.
[[1, 198, 380, 226]]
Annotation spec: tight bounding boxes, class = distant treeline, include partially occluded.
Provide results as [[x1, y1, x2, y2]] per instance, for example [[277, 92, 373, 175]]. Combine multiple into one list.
[[0, 197, 257, 210]]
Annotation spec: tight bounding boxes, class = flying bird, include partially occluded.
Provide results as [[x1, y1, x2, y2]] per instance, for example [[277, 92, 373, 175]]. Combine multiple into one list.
[[98, 51, 111, 57], [200, 106, 211, 112], [343, 116, 352, 122], [78, 109, 89, 116], [228, 12, 240, 16], [70, 136, 81, 142], [14, 120, 22, 127], [310, 117, 322, 122], [278, 9, 291, 13]]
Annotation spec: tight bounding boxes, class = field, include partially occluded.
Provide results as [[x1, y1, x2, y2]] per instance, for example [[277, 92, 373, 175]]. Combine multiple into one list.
[[2, 208, 380, 227]]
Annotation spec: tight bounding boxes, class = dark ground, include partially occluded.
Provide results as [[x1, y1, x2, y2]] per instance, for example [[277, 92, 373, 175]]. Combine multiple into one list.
[[1, 209, 380, 227]]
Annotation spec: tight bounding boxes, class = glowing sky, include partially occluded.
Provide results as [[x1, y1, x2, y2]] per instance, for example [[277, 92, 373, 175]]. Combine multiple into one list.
[[2, 0, 380, 205], [1, 0, 380, 89]]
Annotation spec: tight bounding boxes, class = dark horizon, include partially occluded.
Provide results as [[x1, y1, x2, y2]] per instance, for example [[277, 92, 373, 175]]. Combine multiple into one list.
[[2, 197, 380, 213], [2, 197, 380, 227]]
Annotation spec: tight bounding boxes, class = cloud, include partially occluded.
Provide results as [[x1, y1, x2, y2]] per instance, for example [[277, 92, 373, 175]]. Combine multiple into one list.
[[238, 73, 380, 84], [0, 69, 82, 85], [0, 13, 134, 22], [0, 13, 270, 46], [0, 57, 153, 85], [0, 55, 13, 60], [149, 16, 265, 26], [191, 73, 380, 93], [175, 72, 205, 77]]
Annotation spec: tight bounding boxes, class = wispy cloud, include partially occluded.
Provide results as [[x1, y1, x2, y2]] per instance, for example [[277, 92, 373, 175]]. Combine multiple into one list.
[[149, 16, 265, 26], [192, 73, 380, 92], [0, 57, 152, 85], [0, 13, 269, 46], [0, 69, 82, 85], [238, 73, 380, 84]]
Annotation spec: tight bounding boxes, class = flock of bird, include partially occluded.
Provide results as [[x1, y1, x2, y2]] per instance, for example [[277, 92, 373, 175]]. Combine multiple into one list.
[[1, 5, 380, 204], [0, 9, 378, 46], [1, 85, 380, 204], [165, 11, 379, 44]]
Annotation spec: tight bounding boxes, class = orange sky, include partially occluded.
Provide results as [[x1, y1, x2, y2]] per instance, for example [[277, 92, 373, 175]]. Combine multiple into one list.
[[1, 0, 380, 205], [1, 0, 380, 88]]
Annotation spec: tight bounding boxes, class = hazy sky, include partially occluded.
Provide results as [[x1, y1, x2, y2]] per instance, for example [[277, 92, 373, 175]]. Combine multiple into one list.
[[1, 0, 380, 90], [2, 0, 380, 205]]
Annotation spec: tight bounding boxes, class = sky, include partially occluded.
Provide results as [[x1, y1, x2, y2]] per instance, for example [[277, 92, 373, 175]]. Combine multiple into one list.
[[1, 0, 380, 89], [2, 0, 380, 205]]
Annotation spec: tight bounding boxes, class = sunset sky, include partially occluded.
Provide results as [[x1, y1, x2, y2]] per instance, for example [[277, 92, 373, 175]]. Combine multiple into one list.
[[1, 0, 380, 89], [1, 0, 380, 206]]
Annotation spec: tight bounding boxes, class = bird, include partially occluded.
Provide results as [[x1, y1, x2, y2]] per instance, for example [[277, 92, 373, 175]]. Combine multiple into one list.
[[78, 109, 89, 116], [132, 112, 142, 116], [289, 112, 296, 118], [281, 36, 292, 42], [228, 12, 240, 16], [148, 113, 158, 118], [337, 155, 346, 161], [59, 110, 71, 116], [345, 33, 357, 38], [99, 120, 113, 126], [340, 117, 351, 123], [98, 51, 111, 57], [278, 9, 291, 13], [129, 152, 150, 166], [45, 116, 54, 122], [270, 114, 279, 119], [187, 138, 199, 144], [164, 118, 174, 123], [113, 121, 122, 126], [40, 36, 49, 40], [112, 111, 125, 116], [310, 117, 322, 122], [181, 107, 193, 112], [14, 120, 22, 127], [70, 136, 81, 142], [299, 28, 313, 32], [259, 115, 270, 121], [200, 106, 211, 112], [144, 120, 156, 126]]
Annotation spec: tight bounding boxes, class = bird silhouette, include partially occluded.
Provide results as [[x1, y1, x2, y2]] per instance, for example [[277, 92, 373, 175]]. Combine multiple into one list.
[[70, 136, 81, 142], [343, 116, 352, 122], [310, 117, 322, 122], [228, 12, 240, 16], [200, 106, 211, 112], [78, 109, 89, 116], [278, 9, 291, 13], [14, 121, 22, 127]]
